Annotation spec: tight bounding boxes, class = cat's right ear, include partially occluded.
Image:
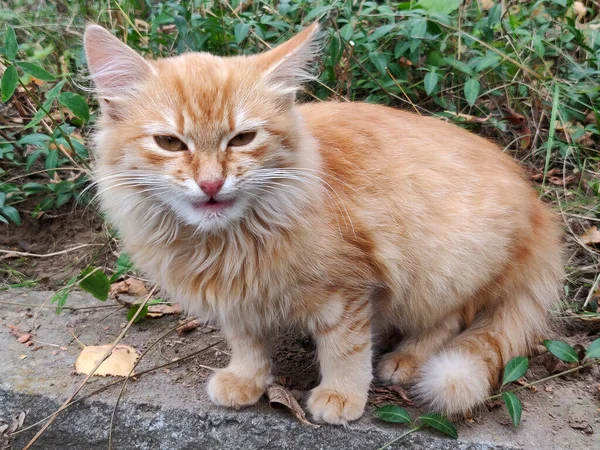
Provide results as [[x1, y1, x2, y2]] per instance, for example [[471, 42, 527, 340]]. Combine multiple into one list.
[[84, 25, 154, 119]]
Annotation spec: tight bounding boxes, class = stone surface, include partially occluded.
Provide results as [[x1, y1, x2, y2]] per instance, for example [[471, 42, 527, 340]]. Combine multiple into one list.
[[1, 290, 598, 450]]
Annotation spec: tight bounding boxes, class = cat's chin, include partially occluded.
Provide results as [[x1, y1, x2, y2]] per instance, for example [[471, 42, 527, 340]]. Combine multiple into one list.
[[175, 198, 249, 233]]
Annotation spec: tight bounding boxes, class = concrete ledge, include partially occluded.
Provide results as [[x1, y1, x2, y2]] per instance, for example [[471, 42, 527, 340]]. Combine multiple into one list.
[[1, 290, 596, 449]]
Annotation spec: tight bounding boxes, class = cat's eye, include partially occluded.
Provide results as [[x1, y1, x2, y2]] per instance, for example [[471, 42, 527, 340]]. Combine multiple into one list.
[[228, 131, 257, 147], [154, 135, 187, 151]]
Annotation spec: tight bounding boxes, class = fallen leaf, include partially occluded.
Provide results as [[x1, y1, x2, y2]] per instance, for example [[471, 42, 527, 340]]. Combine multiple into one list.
[[266, 384, 318, 427], [176, 320, 201, 335], [148, 303, 183, 316], [110, 278, 148, 297], [581, 227, 600, 246], [74, 344, 139, 377], [18, 355, 27, 360], [16, 334, 31, 344], [0, 411, 27, 450]]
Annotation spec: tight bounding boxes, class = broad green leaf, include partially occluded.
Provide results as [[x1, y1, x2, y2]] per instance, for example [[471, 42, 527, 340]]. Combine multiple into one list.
[[4, 26, 17, 60], [369, 24, 396, 42], [502, 356, 529, 386], [544, 340, 579, 363], [109, 252, 134, 283], [45, 149, 59, 172], [411, 19, 428, 39], [16, 61, 56, 81], [339, 23, 354, 41], [1, 205, 20, 225], [418, 413, 458, 439], [369, 52, 388, 75], [26, 79, 66, 129], [0, 214, 7, 225], [304, 5, 331, 22], [58, 92, 90, 121], [416, 0, 460, 15], [0, 192, 5, 208], [127, 304, 149, 323], [476, 53, 501, 72], [22, 182, 47, 194], [1, 65, 18, 102], [464, 78, 480, 106], [18, 133, 51, 146], [443, 57, 474, 76], [502, 392, 522, 427], [234, 22, 250, 44], [55, 192, 72, 208], [79, 267, 110, 301], [424, 71, 438, 95], [373, 405, 412, 424], [584, 338, 600, 360]]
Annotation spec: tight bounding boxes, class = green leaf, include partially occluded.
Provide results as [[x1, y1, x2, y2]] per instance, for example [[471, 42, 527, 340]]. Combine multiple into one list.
[[369, 24, 396, 42], [373, 405, 412, 424], [4, 26, 17, 60], [339, 23, 354, 41], [50, 289, 69, 314], [544, 340, 579, 363], [79, 267, 110, 301], [18, 133, 51, 146], [410, 19, 428, 39], [1, 205, 20, 225], [0, 192, 5, 209], [58, 92, 90, 121], [1, 65, 18, 102], [424, 71, 438, 95], [55, 192, 72, 208], [475, 53, 501, 72], [585, 338, 600, 360], [416, 0, 460, 15], [234, 22, 250, 44], [16, 61, 56, 81], [26, 79, 66, 129], [369, 52, 388, 75], [418, 413, 457, 439], [502, 392, 522, 427], [464, 78, 480, 106], [0, 214, 8, 225], [304, 5, 332, 22], [443, 57, 474, 76], [502, 356, 529, 386], [109, 252, 134, 283], [127, 304, 149, 323], [45, 149, 59, 172]]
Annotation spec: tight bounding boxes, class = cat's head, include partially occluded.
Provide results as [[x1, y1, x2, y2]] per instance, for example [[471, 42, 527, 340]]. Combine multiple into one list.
[[85, 23, 320, 234]]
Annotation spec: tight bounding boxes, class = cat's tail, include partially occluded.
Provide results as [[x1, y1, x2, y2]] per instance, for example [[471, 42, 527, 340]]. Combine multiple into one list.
[[415, 204, 563, 415]]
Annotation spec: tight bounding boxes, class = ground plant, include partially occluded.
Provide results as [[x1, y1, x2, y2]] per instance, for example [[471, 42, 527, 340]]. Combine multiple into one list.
[[1, 0, 599, 447]]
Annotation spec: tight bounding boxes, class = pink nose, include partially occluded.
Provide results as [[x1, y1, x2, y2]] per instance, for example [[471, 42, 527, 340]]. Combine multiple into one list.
[[199, 179, 224, 197]]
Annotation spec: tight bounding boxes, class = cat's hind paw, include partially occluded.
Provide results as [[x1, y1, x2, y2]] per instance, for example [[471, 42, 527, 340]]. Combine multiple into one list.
[[207, 369, 269, 408], [377, 352, 420, 385], [306, 387, 366, 425]]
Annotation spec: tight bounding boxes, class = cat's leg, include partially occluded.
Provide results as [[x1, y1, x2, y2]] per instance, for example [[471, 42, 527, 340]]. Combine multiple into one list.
[[306, 293, 373, 425], [377, 314, 463, 385], [207, 328, 272, 408]]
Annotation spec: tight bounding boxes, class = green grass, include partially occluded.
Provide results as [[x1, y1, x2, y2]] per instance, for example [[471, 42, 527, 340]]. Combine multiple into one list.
[[0, 0, 599, 310]]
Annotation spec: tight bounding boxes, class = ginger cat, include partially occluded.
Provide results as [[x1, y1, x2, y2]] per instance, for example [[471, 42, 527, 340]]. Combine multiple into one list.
[[84, 23, 563, 424]]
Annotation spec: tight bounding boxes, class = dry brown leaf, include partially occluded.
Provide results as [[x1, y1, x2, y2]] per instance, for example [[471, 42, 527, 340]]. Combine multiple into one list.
[[74, 344, 139, 377], [148, 303, 183, 317], [110, 278, 148, 297], [266, 384, 319, 428], [16, 334, 31, 344], [176, 319, 200, 335], [581, 227, 600, 246]]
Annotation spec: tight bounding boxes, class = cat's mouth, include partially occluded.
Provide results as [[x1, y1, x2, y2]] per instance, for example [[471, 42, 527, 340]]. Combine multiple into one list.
[[191, 198, 235, 212]]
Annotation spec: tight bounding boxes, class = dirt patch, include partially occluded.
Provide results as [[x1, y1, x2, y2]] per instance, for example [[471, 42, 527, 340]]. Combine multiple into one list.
[[0, 201, 114, 289]]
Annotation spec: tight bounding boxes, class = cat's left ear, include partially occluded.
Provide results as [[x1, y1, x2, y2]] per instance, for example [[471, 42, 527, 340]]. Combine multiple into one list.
[[257, 22, 321, 97]]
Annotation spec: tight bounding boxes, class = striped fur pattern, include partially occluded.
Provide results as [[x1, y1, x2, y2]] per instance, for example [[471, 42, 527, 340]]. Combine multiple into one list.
[[84, 23, 563, 424]]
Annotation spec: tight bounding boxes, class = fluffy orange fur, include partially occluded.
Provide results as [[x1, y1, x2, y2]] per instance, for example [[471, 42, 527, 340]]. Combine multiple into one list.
[[84, 23, 563, 424]]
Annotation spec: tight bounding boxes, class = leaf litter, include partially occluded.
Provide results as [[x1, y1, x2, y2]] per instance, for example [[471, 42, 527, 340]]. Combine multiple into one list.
[[266, 384, 319, 427]]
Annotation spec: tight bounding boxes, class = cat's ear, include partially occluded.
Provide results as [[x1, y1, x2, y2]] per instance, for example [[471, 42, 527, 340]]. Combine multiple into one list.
[[257, 22, 321, 98], [84, 25, 154, 117]]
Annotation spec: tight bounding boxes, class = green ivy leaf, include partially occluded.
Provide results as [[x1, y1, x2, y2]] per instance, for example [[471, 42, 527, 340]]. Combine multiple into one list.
[[1, 65, 18, 103], [16, 61, 56, 81], [544, 340, 579, 363], [424, 71, 439, 95], [418, 413, 458, 439], [4, 26, 18, 60], [58, 92, 90, 121], [79, 267, 110, 301], [502, 392, 522, 427], [502, 356, 529, 386], [464, 78, 480, 106], [1, 205, 21, 225], [234, 22, 250, 44], [584, 338, 600, 360], [373, 405, 412, 424]]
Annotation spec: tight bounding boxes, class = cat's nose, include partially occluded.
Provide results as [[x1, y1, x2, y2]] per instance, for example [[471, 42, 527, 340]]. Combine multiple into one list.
[[199, 179, 224, 197]]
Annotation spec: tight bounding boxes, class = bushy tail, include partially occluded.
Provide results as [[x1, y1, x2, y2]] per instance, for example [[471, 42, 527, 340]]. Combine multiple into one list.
[[415, 204, 563, 415]]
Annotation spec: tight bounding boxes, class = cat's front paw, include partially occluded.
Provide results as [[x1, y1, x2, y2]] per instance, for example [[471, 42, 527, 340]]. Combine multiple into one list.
[[207, 369, 269, 408], [307, 386, 367, 425], [377, 353, 420, 385]]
